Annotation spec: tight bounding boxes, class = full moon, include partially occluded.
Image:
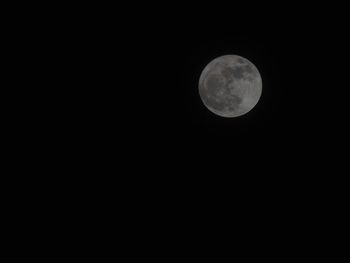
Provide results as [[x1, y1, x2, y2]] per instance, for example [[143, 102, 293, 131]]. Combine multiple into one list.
[[198, 55, 262, 118]]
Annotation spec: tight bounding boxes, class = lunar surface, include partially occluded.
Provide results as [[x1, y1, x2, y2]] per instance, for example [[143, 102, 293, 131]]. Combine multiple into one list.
[[198, 55, 262, 118]]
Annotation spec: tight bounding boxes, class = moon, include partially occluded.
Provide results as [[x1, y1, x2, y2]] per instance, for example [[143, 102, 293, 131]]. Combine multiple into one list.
[[198, 55, 262, 118]]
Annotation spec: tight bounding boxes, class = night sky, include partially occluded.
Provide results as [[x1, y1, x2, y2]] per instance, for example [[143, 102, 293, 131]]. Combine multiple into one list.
[[25, 2, 348, 254], [71, 3, 349, 191]]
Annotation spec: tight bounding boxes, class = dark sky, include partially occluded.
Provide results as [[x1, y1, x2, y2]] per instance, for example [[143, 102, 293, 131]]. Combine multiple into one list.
[[54, 3, 349, 203], [27, 3, 348, 250], [79, 7, 343, 163]]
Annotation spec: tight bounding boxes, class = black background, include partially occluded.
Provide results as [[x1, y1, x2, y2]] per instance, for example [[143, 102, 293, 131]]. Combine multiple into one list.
[[9, 2, 349, 256], [45, 3, 349, 194], [77, 4, 348, 252]]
